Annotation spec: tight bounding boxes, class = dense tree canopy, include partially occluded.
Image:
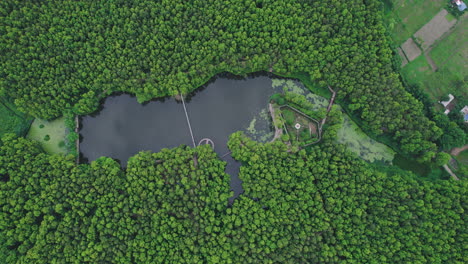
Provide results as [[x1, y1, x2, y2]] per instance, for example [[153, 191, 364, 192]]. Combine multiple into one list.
[[0, 0, 440, 155], [1, 1, 464, 262], [0, 134, 465, 263]]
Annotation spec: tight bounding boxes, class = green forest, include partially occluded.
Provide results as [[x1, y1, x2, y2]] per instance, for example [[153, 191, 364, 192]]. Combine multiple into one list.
[[0, 134, 465, 263], [0, 0, 443, 157], [0, 0, 466, 263]]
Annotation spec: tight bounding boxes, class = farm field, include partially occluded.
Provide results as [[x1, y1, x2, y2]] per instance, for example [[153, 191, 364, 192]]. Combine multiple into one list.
[[383, 0, 446, 45], [401, 16, 468, 100]]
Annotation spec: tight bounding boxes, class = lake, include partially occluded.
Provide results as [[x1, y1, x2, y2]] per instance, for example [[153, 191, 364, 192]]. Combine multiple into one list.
[[80, 74, 283, 200]]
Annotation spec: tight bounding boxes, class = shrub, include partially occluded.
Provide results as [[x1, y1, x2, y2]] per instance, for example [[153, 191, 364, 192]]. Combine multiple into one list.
[[283, 110, 295, 126]]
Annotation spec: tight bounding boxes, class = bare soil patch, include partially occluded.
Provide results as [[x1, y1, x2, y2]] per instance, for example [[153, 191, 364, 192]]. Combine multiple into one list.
[[451, 145, 468, 156], [401, 38, 422, 61], [414, 9, 457, 50]]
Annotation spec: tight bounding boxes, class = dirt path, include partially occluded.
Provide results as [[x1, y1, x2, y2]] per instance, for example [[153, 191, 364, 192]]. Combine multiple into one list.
[[450, 145, 468, 156], [269, 103, 283, 142], [424, 49, 438, 72], [443, 164, 460, 180], [320, 86, 336, 127]]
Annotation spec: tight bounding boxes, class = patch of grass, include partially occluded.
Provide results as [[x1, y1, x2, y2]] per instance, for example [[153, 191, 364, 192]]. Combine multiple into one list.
[[445, 13, 456, 22], [383, 0, 446, 45], [400, 55, 465, 100], [281, 107, 319, 145], [27, 117, 68, 154], [427, 18, 468, 97], [401, 55, 432, 82], [0, 99, 33, 138]]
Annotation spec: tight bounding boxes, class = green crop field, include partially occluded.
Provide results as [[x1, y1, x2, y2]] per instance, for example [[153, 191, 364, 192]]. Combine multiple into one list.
[[428, 17, 468, 98], [26, 117, 68, 154], [383, 0, 446, 45]]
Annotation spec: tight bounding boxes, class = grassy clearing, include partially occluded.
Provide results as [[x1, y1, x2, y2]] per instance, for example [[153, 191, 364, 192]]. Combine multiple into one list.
[[445, 12, 456, 22], [281, 107, 319, 144], [0, 99, 32, 138], [427, 17, 468, 98], [27, 117, 68, 154], [401, 55, 432, 83], [383, 0, 446, 45]]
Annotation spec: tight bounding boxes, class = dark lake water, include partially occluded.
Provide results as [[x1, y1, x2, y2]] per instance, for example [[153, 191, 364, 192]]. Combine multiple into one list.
[[80, 74, 283, 200]]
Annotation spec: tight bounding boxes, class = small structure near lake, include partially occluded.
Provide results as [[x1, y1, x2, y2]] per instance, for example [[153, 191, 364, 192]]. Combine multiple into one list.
[[269, 91, 323, 148]]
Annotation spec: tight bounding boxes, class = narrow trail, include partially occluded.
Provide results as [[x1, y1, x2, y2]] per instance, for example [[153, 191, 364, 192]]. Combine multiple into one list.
[[220, 151, 231, 159], [320, 86, 337, 127], [180, 94, 196, 148], [443, 164, 460, 180], [424, 50, 438, 72], [450, 145, 468, 156], [269, 103, 283, 142]]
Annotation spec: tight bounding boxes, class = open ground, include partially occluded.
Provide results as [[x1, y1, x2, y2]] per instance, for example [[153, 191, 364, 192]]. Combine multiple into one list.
[[27, 117, 68, 154]]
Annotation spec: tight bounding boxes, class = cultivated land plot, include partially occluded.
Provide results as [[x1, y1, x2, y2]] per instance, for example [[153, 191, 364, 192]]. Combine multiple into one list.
[[385, 0, 446, 45], [414, 9, 457, 50], [402, 17, 467, 100], [401, 38, 421, 61], [27, 117, 68, 154]]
